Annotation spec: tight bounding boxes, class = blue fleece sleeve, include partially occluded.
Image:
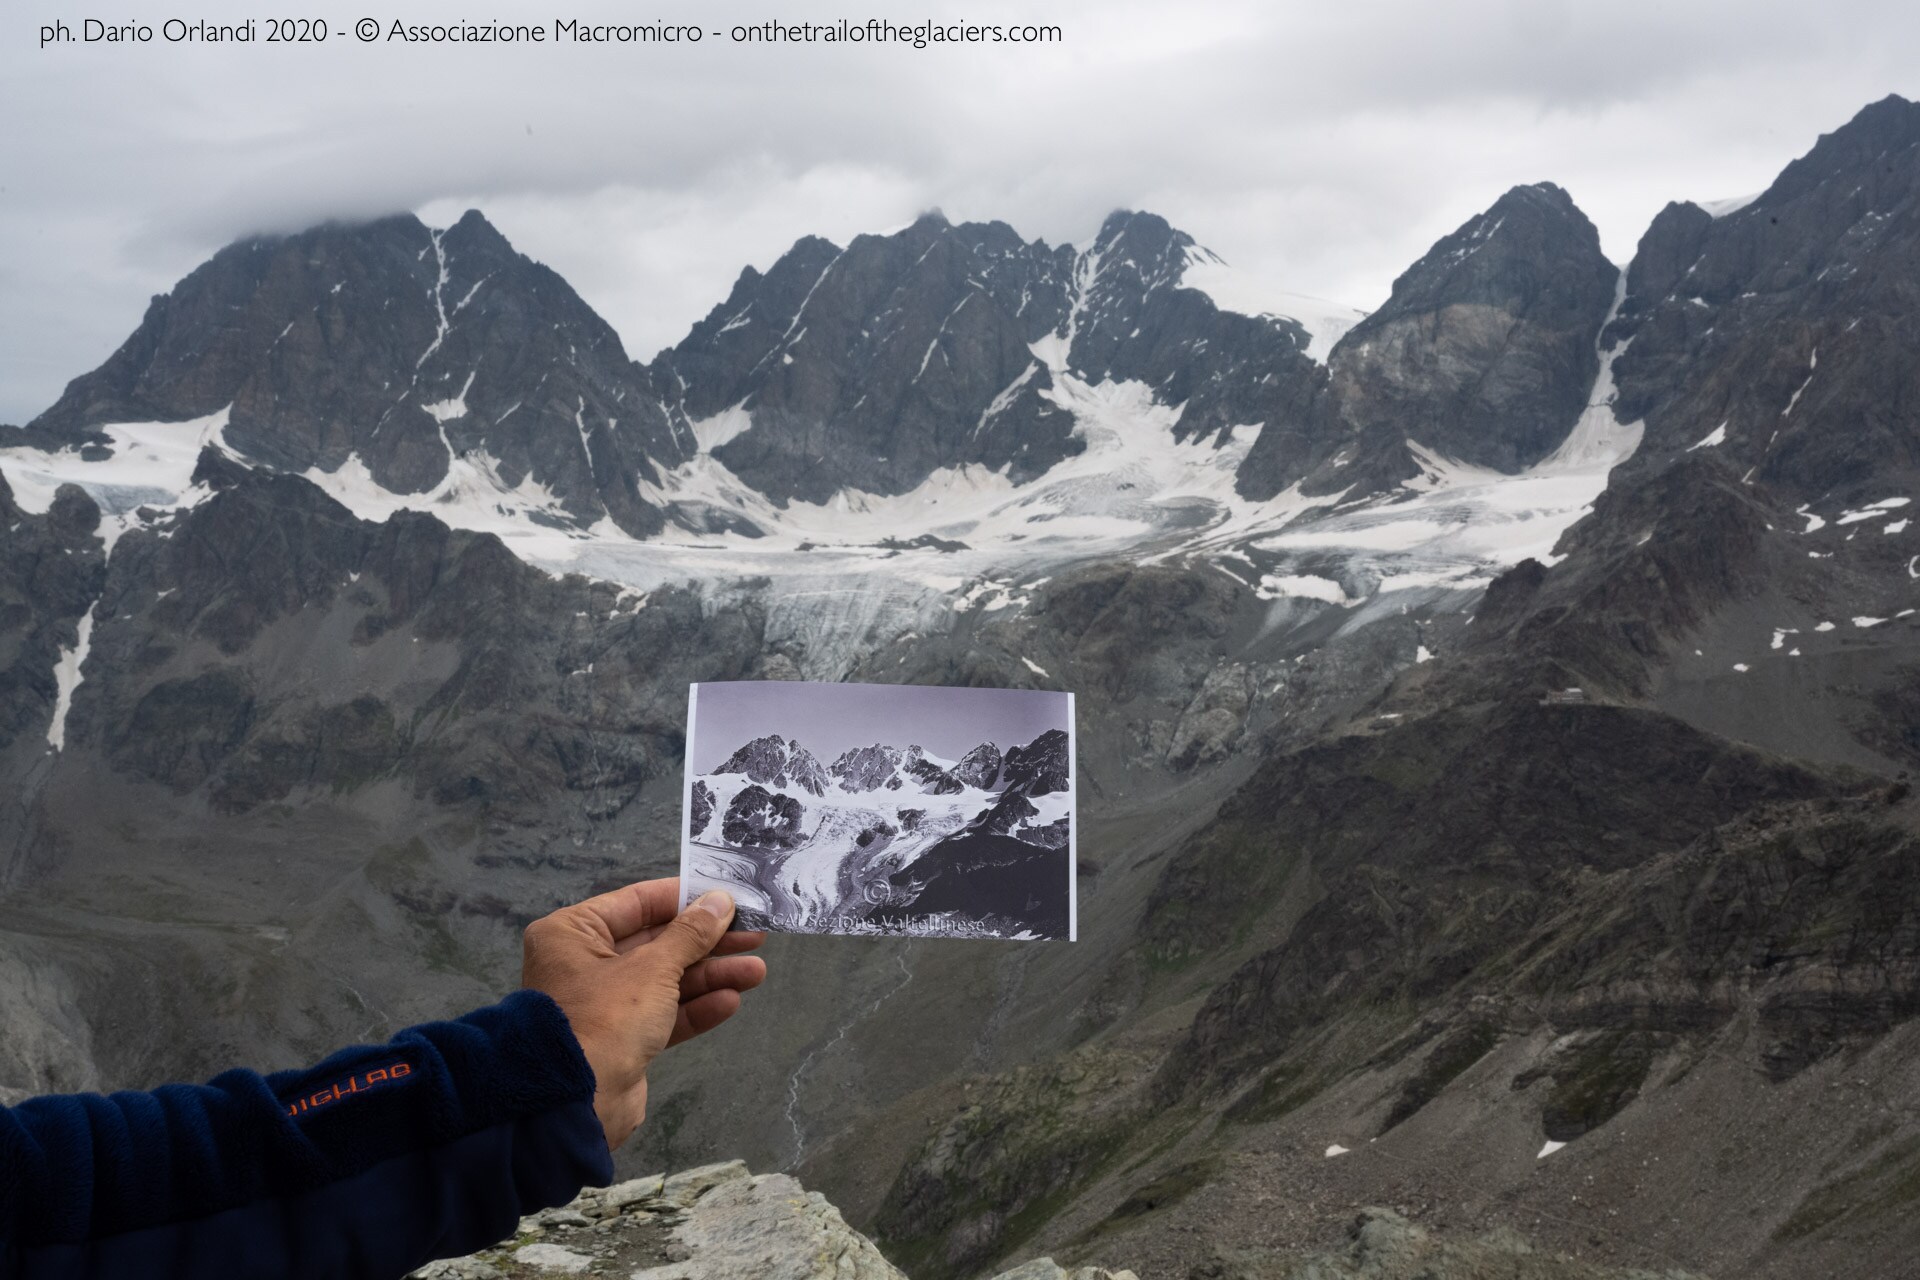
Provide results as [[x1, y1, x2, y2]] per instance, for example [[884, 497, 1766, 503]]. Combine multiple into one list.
[[0, 989, 614, 1280]]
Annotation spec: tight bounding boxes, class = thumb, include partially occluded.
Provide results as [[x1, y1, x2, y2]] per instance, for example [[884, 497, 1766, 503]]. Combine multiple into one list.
[[647, 889, 736, 971]]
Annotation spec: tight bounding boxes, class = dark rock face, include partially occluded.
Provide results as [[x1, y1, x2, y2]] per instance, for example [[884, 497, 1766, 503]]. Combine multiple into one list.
[[658, 214, 1081, 504], [963, 783, 1066, 848], [784, 745, 829, 796], [105, 669, 256, 793], [689, 780, 715, 834], [1146, 703, 1839, 1094], [28, 211, 687, 536], [969, 785, 1038, 837], [952, 742, 1002, 789], [1017, 818, 1069, 850], [1030, 561, 1252, 709], [714, 735, 827, 795], [0, 478, 106, 758], [880, 827, 1069, 940], [45, 462, 762, 821], [1467, 557, 1549, 640], [719, 784, 805, 849], [874, 1050, 1147, 1280], [1515, 802, 1920, 1085], [1235, 184, 1617, 501], [1451, 452, 1780, 699], [830, 744, 904, 792], [1328, 183, 1618, 475], [208, 695, 408, 815], [1515, 1029, 1666, 1142], [655, 209, 1326, 505], [1616, 200, 1713, 325], [1607, 95, 1920, 504], [1002, 728, 1069, 796]]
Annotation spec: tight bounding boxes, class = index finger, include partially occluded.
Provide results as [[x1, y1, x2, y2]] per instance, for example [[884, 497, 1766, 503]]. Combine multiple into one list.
[[571, 877, 682, 942]]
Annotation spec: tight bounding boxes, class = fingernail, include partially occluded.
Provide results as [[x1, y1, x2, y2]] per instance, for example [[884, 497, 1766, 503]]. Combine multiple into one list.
[[695, 890, 734, 919]]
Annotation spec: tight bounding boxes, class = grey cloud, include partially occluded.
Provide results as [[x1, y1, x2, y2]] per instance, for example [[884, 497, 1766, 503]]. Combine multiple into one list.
[[3, 0, 1917, 421]]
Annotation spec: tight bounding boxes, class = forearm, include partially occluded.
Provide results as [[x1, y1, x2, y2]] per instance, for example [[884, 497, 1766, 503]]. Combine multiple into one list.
[[0, 990, 613, 1280]]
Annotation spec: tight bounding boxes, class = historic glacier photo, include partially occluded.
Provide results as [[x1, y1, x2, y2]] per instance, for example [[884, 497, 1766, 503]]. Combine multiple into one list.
[[680, 681, 1075, 939]]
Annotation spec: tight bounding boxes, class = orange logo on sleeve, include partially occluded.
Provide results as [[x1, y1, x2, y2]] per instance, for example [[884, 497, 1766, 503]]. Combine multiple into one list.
[[284, 1060, 414, 1118]]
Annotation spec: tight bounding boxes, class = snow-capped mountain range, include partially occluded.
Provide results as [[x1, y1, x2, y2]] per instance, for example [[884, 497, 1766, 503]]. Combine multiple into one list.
[[7, 99, 1918, 719], [8, 95, 1918, 765], [0, 188, 1655, 697]]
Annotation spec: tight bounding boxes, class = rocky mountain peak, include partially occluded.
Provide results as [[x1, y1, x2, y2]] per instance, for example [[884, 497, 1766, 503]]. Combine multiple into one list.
[[21, 195, 1357, 523], [953, 741, 1003, 789], [27, 209, 688, 538], [650, 212, 1087, 504], [1606, 91, 1920, 503], [900, 744, 969, 794], [829, 744, 903, 790], [444, 206, 515, 254], [1085, 209, 1196, 294], [716, 734, 828, 796], [1001, 727, 1069, 796], [1313, 180, 1618, 479], [1062, 211, 1333, 466], [1616, 200, 1715, 322], [661, 233, 843, 416], [1345, 181, 1608, 335], [1757, 93, 1920, 211]]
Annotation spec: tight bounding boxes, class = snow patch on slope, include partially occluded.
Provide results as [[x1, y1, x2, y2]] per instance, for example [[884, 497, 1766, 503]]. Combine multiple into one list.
[[1687, 422, 1727, 451], [47, 606, 95, 751], [0, 408, 229, 550], [691, 403, 752, 451], [1256, 574, 1353, 605], [296, 448, 589, 576]]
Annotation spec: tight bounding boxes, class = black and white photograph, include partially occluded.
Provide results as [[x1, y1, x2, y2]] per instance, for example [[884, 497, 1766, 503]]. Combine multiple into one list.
[[681, 681, 1074, 939]]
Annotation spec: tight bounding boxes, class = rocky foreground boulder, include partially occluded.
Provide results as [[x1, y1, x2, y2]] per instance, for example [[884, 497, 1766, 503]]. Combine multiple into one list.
[[407, 1160, 1704, 1280], [408, 1160, 1137, 1280]]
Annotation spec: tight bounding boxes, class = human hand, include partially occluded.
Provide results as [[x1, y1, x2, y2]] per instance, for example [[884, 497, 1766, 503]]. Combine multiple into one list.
[[521, 877, 767, 1148]]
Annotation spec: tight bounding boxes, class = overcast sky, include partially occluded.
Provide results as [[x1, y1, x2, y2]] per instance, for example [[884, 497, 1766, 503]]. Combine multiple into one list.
[[3, 0, 1917, 423]]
